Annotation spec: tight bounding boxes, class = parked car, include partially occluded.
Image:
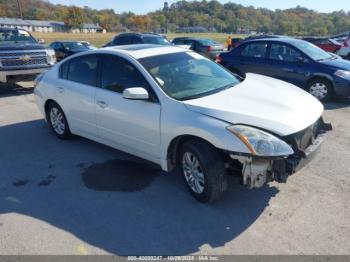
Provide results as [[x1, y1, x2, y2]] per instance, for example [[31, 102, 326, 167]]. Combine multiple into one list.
[[303, 37, 342, 53], [34, 45, 331, 203], [0, 27, 55, 83], [217, 38, 350, 101], [49, 41, 90, 61], [337, 33, 350, 60], [103, 33, 170, 47], [172, 37, 224, 59]]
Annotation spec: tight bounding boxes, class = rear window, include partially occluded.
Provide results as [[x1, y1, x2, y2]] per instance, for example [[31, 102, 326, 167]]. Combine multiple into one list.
[[197, 39, 218, 46]]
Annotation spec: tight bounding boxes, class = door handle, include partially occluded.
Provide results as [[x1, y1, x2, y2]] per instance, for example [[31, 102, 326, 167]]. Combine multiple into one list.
[[97, 101, 108, 109], [57, 87, 65, 93]]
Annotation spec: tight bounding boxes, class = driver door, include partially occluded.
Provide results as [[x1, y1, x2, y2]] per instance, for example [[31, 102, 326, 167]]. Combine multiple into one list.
[[95, 54, 161, 160]]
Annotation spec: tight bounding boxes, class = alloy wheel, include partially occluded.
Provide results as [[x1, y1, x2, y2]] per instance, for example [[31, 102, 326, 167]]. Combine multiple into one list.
[[182, 152, 205, 194], [50, 107, 65, 135]]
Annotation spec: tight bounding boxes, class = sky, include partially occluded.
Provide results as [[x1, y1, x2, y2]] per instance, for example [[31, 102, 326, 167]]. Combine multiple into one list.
[[48, 0, 350, 14]]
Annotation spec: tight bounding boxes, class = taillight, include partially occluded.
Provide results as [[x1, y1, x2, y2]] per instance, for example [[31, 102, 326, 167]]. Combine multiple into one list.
[[215, 55, 222, 64], [207, 46, 212, 52], [344, 41, 349, 48]]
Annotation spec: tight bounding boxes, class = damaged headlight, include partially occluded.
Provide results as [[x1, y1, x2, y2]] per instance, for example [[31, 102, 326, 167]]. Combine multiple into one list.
[[227, 125, 294, 157]]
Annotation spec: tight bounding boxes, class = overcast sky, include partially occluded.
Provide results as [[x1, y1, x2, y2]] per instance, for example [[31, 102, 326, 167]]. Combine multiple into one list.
[[48, 0, 350, 14]]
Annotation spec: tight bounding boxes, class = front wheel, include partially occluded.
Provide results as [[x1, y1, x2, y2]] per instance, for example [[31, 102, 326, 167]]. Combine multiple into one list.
[[306, 78, 333, 102], [179, 140, 228, 203]]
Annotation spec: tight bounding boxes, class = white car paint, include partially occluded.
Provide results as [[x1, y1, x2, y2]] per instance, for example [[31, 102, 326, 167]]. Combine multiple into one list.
[[34, 45, 324, 173], [337, 36, 350, 58]]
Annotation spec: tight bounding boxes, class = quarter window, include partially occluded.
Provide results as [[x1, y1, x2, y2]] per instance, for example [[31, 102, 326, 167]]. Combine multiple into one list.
[[241, 43, 268, 58], [101, 55, 150, 93], [270, 43, 302, 62], [66, 55, 98, 86]]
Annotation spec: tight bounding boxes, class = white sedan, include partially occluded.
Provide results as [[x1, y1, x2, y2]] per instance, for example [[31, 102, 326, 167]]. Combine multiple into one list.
[[34, 44, 331, 203]]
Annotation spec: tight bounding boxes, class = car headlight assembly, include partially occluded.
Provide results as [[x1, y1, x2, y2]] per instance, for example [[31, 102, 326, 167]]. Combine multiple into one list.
[[46, 48, 56, 65], [334, 70, 350, 80], [227, 125, 294, 157]]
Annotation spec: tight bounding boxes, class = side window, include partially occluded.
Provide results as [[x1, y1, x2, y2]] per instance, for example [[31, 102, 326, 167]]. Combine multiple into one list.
[[67, 55, 98, 86], [115, 36, 133, 45], [101, 55, 150, 93], [269, 43, 302, 62], [241, 43, 268, 58], [59, 60, 69, 79], [133, 36, 143, 44]]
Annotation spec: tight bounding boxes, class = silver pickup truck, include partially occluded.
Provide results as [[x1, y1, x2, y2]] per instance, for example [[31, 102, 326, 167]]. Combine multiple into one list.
[[0, 28, 56, 83]]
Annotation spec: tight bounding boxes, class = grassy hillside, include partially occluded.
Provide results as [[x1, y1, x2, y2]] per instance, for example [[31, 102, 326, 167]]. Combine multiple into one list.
[[32, 32, 247, 47]]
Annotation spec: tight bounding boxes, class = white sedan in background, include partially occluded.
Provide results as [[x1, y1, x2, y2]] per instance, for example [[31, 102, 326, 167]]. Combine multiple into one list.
[[34, 44, 331, 203]]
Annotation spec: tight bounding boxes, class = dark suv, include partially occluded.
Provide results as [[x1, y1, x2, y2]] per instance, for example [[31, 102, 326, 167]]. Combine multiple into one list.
[[104, 33, 170, 47], [217, 38, 350, 101]]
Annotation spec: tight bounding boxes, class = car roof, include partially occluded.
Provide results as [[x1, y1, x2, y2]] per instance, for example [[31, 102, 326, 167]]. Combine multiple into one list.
[[244, 37, 307, 45], [102, 44, 187, 59], [117, 32, 162, 38]]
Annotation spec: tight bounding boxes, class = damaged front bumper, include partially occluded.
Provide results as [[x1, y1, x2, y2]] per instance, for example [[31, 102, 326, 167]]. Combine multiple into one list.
[[229, 118, 332, 189]]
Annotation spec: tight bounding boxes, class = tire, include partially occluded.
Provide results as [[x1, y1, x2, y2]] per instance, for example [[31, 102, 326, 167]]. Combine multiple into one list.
[[47, 101, 72, 139], [306, 78, 333, 102], [179, 140, 228, 203]]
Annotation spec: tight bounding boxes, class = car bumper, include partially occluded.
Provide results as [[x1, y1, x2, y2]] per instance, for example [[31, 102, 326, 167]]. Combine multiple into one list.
[[273, 118, 332, 183], [0, 67, 51, 83]]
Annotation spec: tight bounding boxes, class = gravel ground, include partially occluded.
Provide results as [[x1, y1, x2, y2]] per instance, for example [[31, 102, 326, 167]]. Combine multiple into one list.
[[0, 82, 349, 255]]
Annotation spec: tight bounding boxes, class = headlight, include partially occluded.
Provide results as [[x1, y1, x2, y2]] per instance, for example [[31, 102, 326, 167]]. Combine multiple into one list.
[[46, 48, 56, 65], [334, 70, 350, 80], [227, 125, 294, 157]]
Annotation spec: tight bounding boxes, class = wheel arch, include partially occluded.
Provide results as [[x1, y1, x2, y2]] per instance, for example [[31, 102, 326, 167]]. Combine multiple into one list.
[[166, 135, 223, 172]]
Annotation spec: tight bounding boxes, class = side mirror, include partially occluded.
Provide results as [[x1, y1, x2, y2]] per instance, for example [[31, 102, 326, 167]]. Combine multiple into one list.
[[298, 56, 308, 64], [38, 39, 45, 44], [123, 87, 149, 100]]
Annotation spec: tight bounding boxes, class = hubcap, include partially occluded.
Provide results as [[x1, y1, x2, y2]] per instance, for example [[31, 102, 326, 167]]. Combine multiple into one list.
[[182, 152, 205, 194], [309, 82, 328, 100], [50, 107, 65, 135]]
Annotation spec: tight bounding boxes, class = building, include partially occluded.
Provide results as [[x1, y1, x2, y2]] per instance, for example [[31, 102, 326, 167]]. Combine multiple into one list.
[[26, 20, 65, 33], [0, 17, 32, 31], [0, 17, 105, 33]]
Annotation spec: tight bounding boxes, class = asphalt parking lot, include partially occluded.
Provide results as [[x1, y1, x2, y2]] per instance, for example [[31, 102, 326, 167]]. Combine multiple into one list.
[[0, 82, 350, 255]]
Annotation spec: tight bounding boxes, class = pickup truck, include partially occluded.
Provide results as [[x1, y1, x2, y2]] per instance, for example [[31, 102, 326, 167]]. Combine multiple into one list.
[[0, 27, 56, 83]]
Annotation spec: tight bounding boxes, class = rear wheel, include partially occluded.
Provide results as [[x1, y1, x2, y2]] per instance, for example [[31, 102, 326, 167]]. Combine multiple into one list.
[[306, 78, 333, 102], [179, 140, 228, 203], [47, 102, 72, 139]]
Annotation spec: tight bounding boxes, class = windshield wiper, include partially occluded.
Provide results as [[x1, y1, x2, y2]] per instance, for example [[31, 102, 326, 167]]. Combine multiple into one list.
[[180, 83, 236, 101]]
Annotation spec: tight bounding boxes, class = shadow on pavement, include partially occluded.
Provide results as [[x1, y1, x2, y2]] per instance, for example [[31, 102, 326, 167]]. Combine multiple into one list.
[[0, 82, 34, 98], [0, 119, 279, 255], [324, 97, 350, 110]]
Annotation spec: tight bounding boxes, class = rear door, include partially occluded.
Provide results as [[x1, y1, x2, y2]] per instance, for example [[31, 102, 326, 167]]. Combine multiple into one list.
[[95, 54, 161, 160], [237, 42, 269, 75], [55, 54, 99, 137], [266, 43, 310, 87]]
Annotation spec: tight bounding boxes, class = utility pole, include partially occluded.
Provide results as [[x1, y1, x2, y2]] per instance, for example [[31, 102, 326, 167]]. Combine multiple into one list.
[[163, 2, 169, 34], [16, 0, 23, 19]]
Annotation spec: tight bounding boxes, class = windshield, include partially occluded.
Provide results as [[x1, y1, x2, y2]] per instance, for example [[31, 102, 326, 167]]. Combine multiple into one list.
[[0, 29, 37, 45], [63, 42, 89, 50], [294, 41, 333, 61], [139, 52, 240, 100], [142, 36, 170, 45]]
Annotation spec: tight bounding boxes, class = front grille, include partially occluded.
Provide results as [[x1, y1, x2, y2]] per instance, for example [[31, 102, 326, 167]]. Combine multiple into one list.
[[0, 51, 47, 57], [283, 118, 321, 155], [1, 57, 48, 67]]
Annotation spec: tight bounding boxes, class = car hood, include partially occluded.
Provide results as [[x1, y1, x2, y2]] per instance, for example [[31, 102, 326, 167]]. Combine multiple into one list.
[[0, 43, 46, 51], [183, 73, 324, 136], [319, 57, 350, 70]]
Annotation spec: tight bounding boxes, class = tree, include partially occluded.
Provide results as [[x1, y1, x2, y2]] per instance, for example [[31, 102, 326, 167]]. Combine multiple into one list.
[[63, 6, 84, 30]]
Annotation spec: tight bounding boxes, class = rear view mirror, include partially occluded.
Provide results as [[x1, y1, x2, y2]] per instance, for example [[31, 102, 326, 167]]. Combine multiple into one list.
[[123, 87, 149, 100]]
